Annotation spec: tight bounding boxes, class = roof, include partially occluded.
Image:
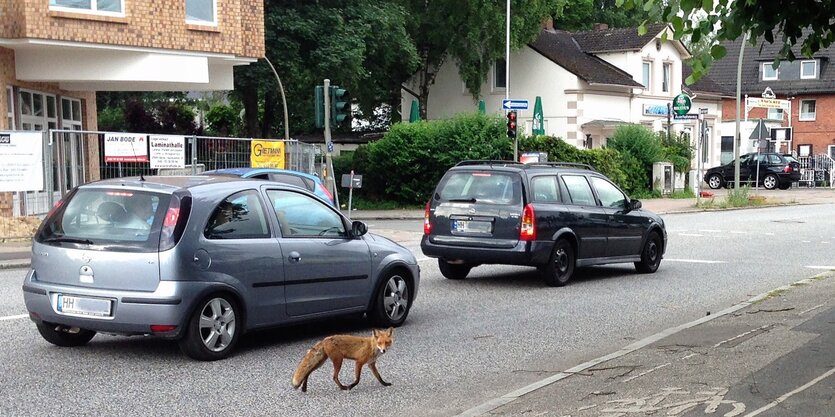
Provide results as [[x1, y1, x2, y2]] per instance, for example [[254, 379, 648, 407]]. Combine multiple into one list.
[[529, 30, 643, 88], [708, 32, 835, 96], [572, 23, 671, 53], [682, 65, 726, 95]]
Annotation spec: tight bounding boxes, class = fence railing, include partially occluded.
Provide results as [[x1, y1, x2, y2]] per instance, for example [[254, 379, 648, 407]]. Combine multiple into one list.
[[798, 154, 834, 187]]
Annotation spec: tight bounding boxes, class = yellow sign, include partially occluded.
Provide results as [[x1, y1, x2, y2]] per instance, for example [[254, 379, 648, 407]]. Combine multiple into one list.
[[250, 140, 285, 169]]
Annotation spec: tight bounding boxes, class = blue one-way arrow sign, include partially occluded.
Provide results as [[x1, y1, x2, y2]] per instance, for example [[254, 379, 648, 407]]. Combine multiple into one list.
[[502, 99, 529, 110]]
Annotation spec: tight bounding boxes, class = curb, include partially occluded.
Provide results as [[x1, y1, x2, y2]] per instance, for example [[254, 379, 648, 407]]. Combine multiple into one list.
[[0, 259, 30, 270]]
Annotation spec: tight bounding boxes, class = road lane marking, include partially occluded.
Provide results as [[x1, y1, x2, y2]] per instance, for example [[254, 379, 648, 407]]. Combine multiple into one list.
[[799, 303, 825, 315], [622, 363, 670, 383], [743, 366, 835, 416], [0, 314, 28, 321], [731, 231, 747, 234], [714, 325, 774, 348], [664, 259, 727, 264], [679, 233, 703, 237], [698, 229, 722, 233]]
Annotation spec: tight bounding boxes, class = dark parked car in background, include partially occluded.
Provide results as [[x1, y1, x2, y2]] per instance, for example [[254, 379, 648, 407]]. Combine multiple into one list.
[[421, 161, 667, 287], [703, 152, 801, 190], [202, 167, 335, 206], [24, 176, 418, 360]]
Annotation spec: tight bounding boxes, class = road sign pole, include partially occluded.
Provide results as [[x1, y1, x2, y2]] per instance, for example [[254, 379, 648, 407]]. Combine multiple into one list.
[[348, 170, 354, 219], [323, 79, 339, 210]]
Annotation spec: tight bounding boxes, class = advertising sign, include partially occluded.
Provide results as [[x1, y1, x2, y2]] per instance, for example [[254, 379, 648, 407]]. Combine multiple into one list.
[[642, 104, 670, 116], [672, 93, 692, 116], [746, 97, 790, 110], [104, 133, 149, 163], [0, 131, 43, 192], [250, 140, 285, 169], [149, 135, 186, 169]]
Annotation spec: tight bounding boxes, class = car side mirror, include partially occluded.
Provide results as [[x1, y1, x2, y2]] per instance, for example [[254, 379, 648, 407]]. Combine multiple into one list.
[[351, 220, 368, 237], [629, 200, 642, 211]]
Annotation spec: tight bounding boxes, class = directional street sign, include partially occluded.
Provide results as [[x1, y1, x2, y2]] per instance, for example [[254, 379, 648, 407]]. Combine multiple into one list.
[[502, 99, 529, 110]]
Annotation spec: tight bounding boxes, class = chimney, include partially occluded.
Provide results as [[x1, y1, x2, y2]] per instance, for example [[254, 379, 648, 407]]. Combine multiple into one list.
[[593, 23, 609, 31], [542, 16, 554, 31]]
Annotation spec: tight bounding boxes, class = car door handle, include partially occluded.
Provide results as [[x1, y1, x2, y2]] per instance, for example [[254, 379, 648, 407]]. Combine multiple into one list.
[[288, 251, 301, 263]]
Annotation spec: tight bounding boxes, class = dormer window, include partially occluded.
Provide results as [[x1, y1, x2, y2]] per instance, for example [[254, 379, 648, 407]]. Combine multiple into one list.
[[762, 62, 778, 81], [801, 60, 817, 79], [50, 0, 123, 15]]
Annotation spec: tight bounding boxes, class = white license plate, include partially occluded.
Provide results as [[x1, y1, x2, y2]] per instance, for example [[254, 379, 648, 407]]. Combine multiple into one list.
[[452, 220, 492, 233], [57, 294, 112, 317]]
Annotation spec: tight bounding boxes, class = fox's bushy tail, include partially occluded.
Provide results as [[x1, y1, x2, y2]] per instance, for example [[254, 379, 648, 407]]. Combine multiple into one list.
[[292, 341, 327, 389]]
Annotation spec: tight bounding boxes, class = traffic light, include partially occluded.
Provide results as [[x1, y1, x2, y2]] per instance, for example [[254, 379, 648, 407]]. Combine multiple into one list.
[[330, 86, 349, 127], [314, 85, 325, 129], [506, 110, 517, 139]]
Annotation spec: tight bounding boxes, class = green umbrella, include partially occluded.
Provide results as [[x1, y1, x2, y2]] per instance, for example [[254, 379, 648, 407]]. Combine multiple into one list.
[[478, 100, 486, 114], [409, 99, 420, 122], [532, 96, 545, 135]]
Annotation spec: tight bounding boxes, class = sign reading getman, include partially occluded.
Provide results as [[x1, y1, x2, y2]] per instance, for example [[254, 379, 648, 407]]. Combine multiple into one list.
[[0, 131, 44, 192], [104, 133, 149, 163], [149, 135, 186, 169], [250, 140, 285, 169]]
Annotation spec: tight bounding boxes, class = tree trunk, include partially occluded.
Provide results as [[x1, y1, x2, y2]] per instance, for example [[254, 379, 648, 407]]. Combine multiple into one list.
[[242, 84, 260, 138]]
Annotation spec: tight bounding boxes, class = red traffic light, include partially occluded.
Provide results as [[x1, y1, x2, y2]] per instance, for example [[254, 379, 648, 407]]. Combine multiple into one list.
[[506, 111, 518, 139]]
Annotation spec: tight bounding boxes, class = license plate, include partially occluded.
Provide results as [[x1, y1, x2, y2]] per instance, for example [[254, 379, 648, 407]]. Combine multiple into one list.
[[57, 294, 112, 317], [452, 220, 492, 234]]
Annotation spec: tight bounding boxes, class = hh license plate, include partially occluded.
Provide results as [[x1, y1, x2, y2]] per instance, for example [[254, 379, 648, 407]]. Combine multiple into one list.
[[57, 294, 112, 317], [452, 220, 492, 234]]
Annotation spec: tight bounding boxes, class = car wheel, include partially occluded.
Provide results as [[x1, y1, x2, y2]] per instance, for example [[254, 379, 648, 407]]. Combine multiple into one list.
[[178, 294, 241, 361], [540, 239, 575, 287], [707, 174, 723, 189], [36, 322, 96, 347], [438, 259, 471, 280], [634, 231, 662, 273], [368, 271, 411, 327], [762, 174, 779, 190]]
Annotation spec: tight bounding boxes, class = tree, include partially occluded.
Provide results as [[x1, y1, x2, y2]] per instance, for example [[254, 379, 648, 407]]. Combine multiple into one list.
[[617, 0, 835, 83], [557, 0, 648, 31], [96, 92, 198, 134]]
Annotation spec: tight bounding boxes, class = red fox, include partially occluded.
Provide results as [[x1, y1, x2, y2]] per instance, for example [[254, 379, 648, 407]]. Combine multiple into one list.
[[291, 327, 394, 392]]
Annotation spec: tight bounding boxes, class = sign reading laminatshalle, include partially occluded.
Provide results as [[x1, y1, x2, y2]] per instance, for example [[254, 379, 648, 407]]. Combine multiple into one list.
[[149, 135, 186, 169], [0, 131, 44, 192], [104, 133, 149, 163]]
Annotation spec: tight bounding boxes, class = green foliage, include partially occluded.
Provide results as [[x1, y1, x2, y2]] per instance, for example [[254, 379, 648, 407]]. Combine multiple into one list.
[[670, 188, 695, 199], [205, 104, 242, 137], [557, 0, 650, 31], [662, 131, 694, 173], [97, 107, 125, 132], [96, 93, 197, 134], [607, 124, 664, 192]]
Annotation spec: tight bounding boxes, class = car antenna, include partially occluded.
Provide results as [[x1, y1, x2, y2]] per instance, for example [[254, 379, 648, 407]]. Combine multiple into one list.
[[128, 134, 146, 181]]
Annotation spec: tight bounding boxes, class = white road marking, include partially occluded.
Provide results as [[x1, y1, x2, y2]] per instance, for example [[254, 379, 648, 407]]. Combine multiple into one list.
[[0, 314, 28, 321], [743, 366, 835, 416], [764, 232, 775, 236], [731, 231, 747, 234], [622, 363, 670, 383], [821, 241, 831, 244], [679, 233, 703, 237], [799, 303, 825, 316], [714, 325, 773, 348], [664, 259, 727, 264], [805, 266, 835, 270], [802, 240, 812, 243], [681, 353, 699, 360], [698, 229, 722, 233]]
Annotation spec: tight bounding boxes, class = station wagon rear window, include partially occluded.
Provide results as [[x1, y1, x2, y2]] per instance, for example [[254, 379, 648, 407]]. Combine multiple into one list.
[[437, 171, 521, 205]]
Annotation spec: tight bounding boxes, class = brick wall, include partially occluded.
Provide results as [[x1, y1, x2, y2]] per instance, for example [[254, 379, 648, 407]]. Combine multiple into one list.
[[3, 0, 264, 59], [721, 95, 835, 155]]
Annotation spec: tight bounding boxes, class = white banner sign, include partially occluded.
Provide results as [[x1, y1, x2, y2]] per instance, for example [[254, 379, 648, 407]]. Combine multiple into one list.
[[149, 135, 186, 169], [0, 131, 44, 192], [104, 133, 148, 163], [746, 97, 790, 110]]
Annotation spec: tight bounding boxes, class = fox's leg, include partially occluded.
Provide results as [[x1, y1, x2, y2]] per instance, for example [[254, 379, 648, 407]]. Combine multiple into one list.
[[331, 357, 349, 390], [369, 362, 392, 387], [347, 360, 366, 390], [302, 356, 327, 393]]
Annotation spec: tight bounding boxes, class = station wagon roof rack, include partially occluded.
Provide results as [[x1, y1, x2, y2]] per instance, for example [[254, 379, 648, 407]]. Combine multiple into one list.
[[455, 160, 525, 167], [524, 162, 597, 171]]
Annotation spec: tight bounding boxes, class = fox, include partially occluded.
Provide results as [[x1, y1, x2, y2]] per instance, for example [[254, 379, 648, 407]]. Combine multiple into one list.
[[291, 327, 394, 392]]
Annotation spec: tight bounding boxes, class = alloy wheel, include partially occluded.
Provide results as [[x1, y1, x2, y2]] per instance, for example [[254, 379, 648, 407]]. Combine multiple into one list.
[[198, 297, 237, 353], [383, 275, 409, 322]]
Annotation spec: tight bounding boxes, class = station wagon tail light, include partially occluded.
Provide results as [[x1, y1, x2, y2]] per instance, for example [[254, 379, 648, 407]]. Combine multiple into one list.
[[423, 200, 432, 235], [520, 203, 536, 241], [783, 165, 793, 173]]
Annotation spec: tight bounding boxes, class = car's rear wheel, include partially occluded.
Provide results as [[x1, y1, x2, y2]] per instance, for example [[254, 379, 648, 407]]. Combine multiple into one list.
[[438, 259, 472, 280], [635, 231, 662, 273], [368, 271, 411, 327], [763, 174, 779, 190], [540, 239, 575, 287], [707, 174, 724, 189], [36, 322, 96, 347], [178, 294, 240, 361]]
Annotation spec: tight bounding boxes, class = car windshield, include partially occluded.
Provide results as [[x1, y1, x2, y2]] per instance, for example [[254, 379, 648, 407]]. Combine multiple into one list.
[[437, 171, 521, 205], [36, 189, 170, 251]]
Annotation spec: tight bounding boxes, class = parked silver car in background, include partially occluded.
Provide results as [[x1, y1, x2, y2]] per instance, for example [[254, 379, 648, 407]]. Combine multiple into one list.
[[23, 176, 420, 360]]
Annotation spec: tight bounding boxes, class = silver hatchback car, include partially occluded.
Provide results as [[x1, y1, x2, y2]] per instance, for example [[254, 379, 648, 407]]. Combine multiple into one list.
[[23, 176, 419, 360]]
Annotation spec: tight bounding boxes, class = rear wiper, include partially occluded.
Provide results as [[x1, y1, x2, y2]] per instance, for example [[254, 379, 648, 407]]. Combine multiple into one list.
[[42, 237, 94, 245], [448, 198, 477, 203]]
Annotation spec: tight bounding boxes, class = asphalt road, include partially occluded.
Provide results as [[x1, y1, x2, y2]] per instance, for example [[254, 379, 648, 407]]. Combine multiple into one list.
[[1, 204, 833, 416]]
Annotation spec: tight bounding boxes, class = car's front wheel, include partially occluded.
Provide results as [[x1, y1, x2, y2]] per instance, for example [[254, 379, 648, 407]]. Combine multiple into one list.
[[438, 259, 472, 280], [635, 231, 662, 273], [36, 322, 96, 347], [178, 294, 241, 361], [707, 174, 724, 189], [368, 271, 412, 327], [762, 174, 779, 190], [539, 239, 575, 287]]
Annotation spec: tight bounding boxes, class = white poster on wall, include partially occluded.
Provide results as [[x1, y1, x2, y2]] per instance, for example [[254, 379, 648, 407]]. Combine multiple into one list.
[[0, 131, 44, 192], [149, 135, 186, 169], [104, 133, 149, 163]]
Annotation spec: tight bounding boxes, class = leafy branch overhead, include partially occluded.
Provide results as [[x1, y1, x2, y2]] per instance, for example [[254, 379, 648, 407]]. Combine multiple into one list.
[[618, 0, 835, 84]]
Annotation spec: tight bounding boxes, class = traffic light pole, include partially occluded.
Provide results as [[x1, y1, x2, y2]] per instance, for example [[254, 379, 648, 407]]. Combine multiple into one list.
[[323, 79, 339, 209]]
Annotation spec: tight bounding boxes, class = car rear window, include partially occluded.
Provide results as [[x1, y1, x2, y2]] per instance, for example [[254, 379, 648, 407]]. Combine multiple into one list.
[[37, 188, 171, 251], [437, 171, 521, 205]]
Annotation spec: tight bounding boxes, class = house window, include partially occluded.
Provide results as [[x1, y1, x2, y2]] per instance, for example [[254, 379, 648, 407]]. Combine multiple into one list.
[[18, 89, 58, 132], [767, 108, 783, 120], [642, 62, 651, 89], [798, 144, 812, 157], [662, 63, 671, 93], [800, 60, 817, 79], [49, 0, 123, 14], [494, 59, 507, 90], [186, 0, 217, 25], [5, 87, 13, 130], [828, 144, 835, 160], [800, 100, 816, 121], [762, 62, 778, 80]]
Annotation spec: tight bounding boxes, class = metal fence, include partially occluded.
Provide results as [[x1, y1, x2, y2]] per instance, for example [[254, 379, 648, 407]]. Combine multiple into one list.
[[0, 130, 321, 240], [798, 154, 835, 187]]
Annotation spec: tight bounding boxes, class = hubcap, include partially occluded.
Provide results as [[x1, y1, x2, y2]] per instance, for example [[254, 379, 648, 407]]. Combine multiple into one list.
[[647, 241, 658, 262], [764, 176, 776, 189], [709, 176, 720, 188], [198, 298, 236, 352], [555, 248, 569, 274], [383, 275, 409, 321]]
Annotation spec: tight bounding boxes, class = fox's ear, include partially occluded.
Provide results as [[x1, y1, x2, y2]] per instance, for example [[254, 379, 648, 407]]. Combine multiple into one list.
[[386, 327, 394, 336], [372, 328, 380, 337]]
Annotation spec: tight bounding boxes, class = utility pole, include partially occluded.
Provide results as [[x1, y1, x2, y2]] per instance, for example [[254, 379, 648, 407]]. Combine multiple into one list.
[[734, 33, 748, 189], [323, 79, 338, 208], [507, 0, 517, 161]]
